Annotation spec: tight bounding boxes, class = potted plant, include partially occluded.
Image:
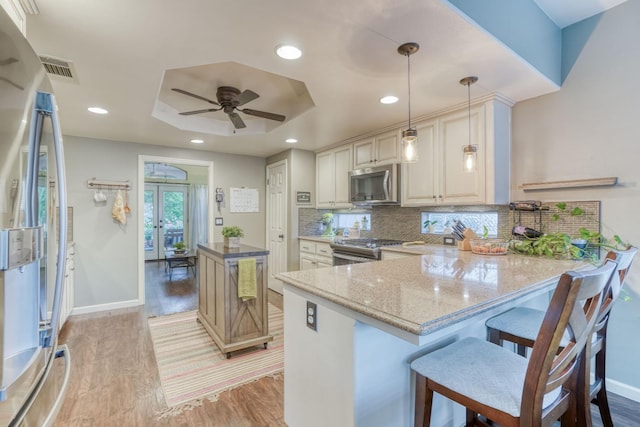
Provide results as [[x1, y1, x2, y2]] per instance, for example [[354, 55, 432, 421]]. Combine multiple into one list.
[[222, 226, 244, 248], [172, 241, 187, 254], [423, 220, 438, 234]]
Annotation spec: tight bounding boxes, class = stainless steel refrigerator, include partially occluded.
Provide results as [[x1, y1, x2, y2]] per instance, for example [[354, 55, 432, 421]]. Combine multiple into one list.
[[0, 7, 71, 426]]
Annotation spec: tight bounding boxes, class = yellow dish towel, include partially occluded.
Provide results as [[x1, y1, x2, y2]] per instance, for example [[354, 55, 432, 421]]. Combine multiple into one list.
[[238, 258, 257, 301]]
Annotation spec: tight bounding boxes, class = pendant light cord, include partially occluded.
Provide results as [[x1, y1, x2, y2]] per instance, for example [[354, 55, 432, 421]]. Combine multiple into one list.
[[407, 53, 412, 130], [467, 81, 471, 148]]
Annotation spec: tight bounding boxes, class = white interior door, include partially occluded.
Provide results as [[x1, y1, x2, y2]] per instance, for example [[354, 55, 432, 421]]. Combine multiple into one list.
[[266, 161, 287, 293], [144, 184, 188, 260]]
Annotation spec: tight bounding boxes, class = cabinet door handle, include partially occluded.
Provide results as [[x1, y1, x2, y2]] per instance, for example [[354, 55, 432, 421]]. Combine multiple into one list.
[[278, 234, 284, 239]]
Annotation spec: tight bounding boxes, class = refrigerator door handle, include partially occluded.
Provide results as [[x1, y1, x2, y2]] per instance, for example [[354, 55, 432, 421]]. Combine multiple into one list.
[[40, 345, 71, 427], [8, 345, 71, 427], [25, 94, 45, 227], [34, 92, 68, 348]]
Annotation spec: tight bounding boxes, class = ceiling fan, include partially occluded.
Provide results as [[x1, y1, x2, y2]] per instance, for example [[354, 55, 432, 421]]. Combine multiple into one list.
[[171, 86, 286, 129]]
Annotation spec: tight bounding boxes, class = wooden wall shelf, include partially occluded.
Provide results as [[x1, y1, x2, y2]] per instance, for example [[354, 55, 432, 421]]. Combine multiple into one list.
[[520, 177, 617, 191]]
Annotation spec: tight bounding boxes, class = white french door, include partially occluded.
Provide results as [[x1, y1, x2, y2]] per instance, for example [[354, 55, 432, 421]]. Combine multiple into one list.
[[144, 184, 188, 261]]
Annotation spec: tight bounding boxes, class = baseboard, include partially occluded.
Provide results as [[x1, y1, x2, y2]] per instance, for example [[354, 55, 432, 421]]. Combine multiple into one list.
[[71, 299, 142, 316], [607, 378, 640, 402]]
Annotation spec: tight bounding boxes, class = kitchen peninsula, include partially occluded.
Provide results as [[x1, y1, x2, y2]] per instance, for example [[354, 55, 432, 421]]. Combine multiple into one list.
[[277, 247, 589, 427]]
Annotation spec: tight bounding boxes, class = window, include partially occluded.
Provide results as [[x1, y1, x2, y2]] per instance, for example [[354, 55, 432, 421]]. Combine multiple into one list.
[[144, 162, 188, 180], [333, 213, 371, 231], [421, 211, 498, 236]]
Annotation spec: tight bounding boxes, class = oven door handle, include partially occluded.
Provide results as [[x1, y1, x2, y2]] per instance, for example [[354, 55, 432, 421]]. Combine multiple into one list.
[[333, 252, 375, 264]]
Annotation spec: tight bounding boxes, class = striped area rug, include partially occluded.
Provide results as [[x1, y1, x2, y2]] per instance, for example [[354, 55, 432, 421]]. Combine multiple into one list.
[[148, 304, 283, 411]]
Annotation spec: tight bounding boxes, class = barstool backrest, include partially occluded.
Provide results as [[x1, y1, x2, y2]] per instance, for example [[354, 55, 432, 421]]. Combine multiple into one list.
[[601, 246, 638, 321], [520, 260, 617, 423]]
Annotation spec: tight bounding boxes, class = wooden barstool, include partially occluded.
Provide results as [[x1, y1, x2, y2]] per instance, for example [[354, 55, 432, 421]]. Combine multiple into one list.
[[411, 260, 616, 427], [485, 247, 637, 427]]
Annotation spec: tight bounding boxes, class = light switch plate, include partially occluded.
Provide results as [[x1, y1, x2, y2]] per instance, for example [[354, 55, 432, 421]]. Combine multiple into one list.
[[215, 217, 223, 226]]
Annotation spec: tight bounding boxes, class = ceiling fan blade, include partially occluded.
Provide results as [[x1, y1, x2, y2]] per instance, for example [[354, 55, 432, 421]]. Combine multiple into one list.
[[179, 108, 221, 116], [228, 112, 246, 129], [240, 108, 286, 122], [171, 88, 220, 106], [235, 89, 259, 107]]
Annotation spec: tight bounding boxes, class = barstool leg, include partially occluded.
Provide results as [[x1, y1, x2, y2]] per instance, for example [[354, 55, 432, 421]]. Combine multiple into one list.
[[414, 374, 426, 427], [594, 332, 614, 427]]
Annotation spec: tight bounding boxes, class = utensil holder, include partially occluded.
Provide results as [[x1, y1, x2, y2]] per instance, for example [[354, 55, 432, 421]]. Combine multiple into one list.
[[457, 229, 477, 251]]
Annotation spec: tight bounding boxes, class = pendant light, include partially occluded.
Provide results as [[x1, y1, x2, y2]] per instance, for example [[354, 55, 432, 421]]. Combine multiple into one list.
[[460, 76, 478, 172], [398, 42, 419, 163]]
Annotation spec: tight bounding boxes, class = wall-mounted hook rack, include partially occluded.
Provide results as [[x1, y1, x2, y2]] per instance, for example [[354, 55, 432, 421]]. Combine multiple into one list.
[[87, 178, 131, 190]]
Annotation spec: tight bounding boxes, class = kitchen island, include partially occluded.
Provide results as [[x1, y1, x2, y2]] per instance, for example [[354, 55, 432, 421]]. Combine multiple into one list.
[[276, 247, 589, 427], [197, 243, 272, 358]]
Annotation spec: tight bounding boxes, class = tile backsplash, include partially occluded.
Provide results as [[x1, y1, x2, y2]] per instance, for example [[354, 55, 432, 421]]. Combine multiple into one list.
[[299, 201, 600, 244]]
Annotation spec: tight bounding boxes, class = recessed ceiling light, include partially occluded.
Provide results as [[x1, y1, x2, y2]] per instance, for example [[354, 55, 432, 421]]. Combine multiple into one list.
[[190, 139, 204, 144], [88, 106, 108, 114], [276, 45, 302, 60], [380, 96, 399, 104], [285, 138, 298, 144]]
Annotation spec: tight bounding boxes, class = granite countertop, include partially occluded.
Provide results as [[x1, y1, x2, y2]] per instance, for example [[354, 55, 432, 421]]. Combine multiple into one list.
[[298, 236, 336, 243], [277, 248, 590, 336], [198, 242, 269, 259], [381, 243, 447, 255]]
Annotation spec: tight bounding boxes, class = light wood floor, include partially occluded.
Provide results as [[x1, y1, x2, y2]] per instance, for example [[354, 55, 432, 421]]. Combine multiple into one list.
[[53, 263, 636, 426], [54, 305, 285, 426], [145, 260, 198, 318]]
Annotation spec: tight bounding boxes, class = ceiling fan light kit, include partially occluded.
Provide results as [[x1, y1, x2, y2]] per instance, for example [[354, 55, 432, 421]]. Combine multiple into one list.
[[398, 42, 419, 163], [460, 76, 478, 173], [172, 86, 286, 130]]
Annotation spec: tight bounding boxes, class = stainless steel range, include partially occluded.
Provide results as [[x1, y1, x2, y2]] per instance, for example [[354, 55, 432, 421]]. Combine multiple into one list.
[[330, 238, 405, 265]]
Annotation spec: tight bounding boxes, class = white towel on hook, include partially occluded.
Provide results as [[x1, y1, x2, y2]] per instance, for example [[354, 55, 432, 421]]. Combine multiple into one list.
[[112, 190, 126, 225]]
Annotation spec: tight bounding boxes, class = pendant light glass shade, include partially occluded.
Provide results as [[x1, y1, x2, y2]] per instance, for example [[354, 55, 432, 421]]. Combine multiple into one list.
[[460, 76, 478, 173], [463, 144, 477, 172], [398, 42, 419, 163], [401, 128, 418, 163]]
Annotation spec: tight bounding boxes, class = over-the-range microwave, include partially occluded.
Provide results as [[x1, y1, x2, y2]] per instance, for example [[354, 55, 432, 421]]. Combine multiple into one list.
[[349, 163, 400, 205]]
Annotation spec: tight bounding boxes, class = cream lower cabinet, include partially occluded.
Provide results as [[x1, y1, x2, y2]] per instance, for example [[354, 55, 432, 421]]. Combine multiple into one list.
[[402, 97, 511, 206], [316, 145, 352, 208], [60, 243, 75, 329], [352, 130, 399, 168], [299, 240, 333, 270]]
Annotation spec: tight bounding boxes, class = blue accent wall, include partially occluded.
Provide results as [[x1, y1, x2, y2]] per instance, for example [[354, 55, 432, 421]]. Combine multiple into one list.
[[561, 13, 602, 83], [448, 0, 562, 85]]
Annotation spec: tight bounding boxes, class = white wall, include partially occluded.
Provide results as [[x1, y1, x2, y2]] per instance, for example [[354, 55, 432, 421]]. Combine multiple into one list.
[[64, 135, 266, 312], [511, 0, 640, 396]]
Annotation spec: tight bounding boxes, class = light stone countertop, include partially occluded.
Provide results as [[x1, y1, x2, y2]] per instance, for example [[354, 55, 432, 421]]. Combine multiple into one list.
[[298, 236, 336, 243], [277, 248, 590, 336], [381, 243, 443, 255]]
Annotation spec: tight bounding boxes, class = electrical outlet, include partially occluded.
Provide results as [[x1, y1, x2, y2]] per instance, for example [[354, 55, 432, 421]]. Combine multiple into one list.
[[306, 301, 317, 331], [443, 236, 455, 246], [215, 217, 223, 226]]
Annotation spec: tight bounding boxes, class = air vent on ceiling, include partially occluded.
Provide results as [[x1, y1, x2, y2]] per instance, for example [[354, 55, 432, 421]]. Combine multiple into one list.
[[39, 55, 79, 83]]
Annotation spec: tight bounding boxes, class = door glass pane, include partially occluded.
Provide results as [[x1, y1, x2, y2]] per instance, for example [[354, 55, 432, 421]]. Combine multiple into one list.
[[163, 190, 185, 251], [144, 190, 155, 254]]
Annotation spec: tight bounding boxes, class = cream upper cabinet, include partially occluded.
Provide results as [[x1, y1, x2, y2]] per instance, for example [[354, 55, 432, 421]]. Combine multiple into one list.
[[402, 118, 438, 205], [402, 97, 510, 206], [316, 145, 353, 208], [353, 131, 399, 168]]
